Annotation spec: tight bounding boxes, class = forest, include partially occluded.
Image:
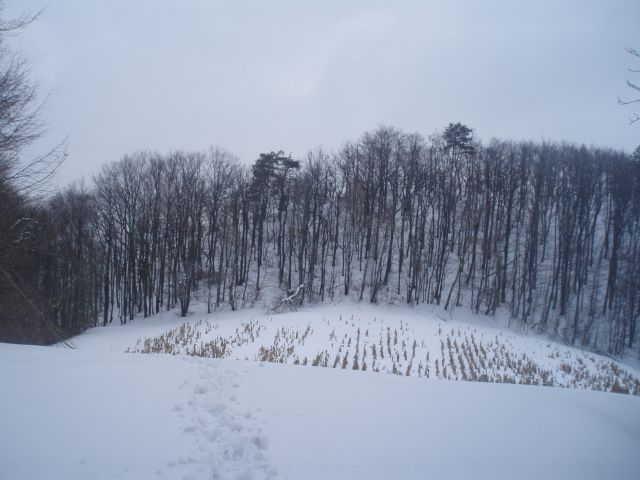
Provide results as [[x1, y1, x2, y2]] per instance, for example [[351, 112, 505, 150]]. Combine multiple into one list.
[[2, 122, 639, 356], [1, 5, 639, 356]]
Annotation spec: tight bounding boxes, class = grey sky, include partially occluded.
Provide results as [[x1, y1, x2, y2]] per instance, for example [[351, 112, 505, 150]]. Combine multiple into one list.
[[6, 0, 640, 186]]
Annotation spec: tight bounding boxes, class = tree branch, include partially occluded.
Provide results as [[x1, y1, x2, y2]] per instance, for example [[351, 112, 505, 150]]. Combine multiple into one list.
[[267, 284, 304, 313]]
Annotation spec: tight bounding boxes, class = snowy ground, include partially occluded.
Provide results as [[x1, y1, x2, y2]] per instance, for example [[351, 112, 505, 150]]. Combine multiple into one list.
[[128, 303, 640, 394], [2, 303, 640, 479]]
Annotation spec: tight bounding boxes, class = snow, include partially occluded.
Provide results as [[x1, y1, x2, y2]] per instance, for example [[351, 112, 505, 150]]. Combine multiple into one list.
[[127, 303, 640, 394], [1, 343, 275, 480], [2, 303, 640, 479]]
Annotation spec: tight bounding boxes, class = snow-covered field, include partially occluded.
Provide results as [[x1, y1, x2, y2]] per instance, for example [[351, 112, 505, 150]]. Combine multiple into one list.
[[128, 304, 640, 394], [2, 303, 640, 480]]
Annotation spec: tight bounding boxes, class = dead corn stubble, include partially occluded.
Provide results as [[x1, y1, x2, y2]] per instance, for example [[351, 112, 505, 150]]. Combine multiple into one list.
[[128, 316, 640, 396]]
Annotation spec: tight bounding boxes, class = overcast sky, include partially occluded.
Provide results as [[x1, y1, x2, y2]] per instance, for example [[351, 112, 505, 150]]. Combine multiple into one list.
[[6, 0, 640, 186]]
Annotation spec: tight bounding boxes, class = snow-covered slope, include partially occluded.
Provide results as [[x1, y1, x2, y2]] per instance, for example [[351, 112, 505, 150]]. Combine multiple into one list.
[[2, 304, 639, 480], [128, 304, 640, 395]]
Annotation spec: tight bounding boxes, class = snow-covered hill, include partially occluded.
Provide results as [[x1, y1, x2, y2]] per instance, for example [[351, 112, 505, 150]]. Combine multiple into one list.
[[2, 303, 640, 479], [127, 304, 640, 395]]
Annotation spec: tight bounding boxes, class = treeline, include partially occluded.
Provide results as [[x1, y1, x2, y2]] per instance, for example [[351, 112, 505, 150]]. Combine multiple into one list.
[[2, 124, 640, 355]]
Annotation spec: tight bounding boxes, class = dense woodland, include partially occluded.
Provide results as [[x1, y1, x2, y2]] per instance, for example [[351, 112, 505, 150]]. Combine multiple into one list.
[[1, 9, 639, 356], [2, 122, 640, 356]]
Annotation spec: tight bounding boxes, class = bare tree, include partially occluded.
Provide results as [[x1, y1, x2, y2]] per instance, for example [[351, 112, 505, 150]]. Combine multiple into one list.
[[0, 5, 67, 344], [618, 47, 640, 125], [0, 5, 64, 195]]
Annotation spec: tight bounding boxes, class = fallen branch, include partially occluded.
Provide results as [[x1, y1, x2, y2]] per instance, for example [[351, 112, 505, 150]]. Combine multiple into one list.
[[267, 284, 304, 313]]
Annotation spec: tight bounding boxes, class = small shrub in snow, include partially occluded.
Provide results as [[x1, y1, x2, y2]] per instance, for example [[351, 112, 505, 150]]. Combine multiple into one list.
[[312, 353, 321, 367], [610, 380, 629, 394]]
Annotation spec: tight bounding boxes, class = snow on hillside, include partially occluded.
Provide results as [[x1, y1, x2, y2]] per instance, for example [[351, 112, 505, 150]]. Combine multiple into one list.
[[2, 303, 640, 480], [128, 304, 640, 395]]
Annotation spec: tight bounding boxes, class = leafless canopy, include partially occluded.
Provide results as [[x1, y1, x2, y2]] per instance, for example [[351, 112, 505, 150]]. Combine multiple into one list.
[[0, 3, 64, 195], [618, 47, 640, 125]]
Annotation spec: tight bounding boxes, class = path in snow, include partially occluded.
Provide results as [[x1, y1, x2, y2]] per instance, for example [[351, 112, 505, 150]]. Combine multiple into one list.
[[0, 343, 277, 480], [174, 357, 276, 480]]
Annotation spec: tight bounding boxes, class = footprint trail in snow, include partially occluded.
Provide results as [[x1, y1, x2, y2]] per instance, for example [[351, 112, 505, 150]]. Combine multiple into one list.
[[168, 357, 277, 480]]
